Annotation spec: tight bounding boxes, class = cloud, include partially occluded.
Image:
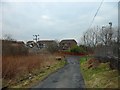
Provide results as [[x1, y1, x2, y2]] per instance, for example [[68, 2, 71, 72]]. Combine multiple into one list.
[[41, 15, 50, 20], [1, 2, 118, 43], [1, 0, 119, 2], [92, 2, 118, 27], [38, 15, 55, 26]]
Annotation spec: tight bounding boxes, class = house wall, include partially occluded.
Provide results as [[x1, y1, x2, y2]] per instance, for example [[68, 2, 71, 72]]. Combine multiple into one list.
[[59, 40, 77, 50], [37, 41, 58, 49]]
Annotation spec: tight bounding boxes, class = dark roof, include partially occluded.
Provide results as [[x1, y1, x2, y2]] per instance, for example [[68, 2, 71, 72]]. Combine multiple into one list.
[[37, 40, 56, 43], [60, 39, 77, 44]]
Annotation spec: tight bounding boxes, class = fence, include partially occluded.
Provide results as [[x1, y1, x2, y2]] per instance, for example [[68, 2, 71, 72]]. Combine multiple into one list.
[[94, 42, 120, 71]]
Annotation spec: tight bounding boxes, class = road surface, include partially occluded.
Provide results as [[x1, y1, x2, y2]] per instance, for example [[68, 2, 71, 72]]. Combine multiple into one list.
[[32, 55, 85, 88]]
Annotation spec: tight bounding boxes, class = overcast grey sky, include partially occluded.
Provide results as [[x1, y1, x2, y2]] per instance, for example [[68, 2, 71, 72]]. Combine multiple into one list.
[[1, 0, 119, 43]]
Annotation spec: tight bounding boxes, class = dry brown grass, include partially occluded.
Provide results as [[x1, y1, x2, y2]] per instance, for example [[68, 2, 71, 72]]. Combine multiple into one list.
[[2, 54, 62, 87]]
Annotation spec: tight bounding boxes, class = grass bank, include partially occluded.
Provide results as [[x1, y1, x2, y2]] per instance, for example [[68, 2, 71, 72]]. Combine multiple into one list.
[[2, 54, 66, 88], [80, 56, 119, 88]]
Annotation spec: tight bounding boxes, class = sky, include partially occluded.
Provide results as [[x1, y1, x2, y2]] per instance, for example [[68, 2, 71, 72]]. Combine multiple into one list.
[[1, 0, 119, 43]]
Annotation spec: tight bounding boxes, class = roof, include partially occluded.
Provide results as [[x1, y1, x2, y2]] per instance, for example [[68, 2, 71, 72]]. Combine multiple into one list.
[[60, 39, 77, 44], [27, 41, 35, 43], [37, 40, 56, 43]]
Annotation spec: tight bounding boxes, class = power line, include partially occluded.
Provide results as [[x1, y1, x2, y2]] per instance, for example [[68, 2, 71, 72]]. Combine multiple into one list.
[[88, 0, 104, 30]]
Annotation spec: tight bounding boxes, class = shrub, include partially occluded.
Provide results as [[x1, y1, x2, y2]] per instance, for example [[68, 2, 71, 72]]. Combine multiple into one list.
[[47, 43, 59, 53], [2, 40, 28, 56], [70, 45, 86, 53]]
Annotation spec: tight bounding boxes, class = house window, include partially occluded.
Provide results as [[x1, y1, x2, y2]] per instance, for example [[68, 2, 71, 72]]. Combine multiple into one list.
[[65, 43, 67, 46]]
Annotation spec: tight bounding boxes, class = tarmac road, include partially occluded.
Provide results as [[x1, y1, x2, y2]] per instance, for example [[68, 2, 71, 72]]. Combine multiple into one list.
[[32, 55, 85, 88]]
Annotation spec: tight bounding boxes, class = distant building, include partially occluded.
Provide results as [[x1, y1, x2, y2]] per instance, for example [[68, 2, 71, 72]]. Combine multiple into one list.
[[37, 40, 58, 49], [26, 41, 36, 48], [59, 39, 77, 50]]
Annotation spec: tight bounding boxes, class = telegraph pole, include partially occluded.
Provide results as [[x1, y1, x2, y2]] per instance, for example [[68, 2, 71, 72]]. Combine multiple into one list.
[[33, 34, 39, 43], [109, 22, 112, 29], [109, 22, 112, 45], [84, 34, 88, 61]]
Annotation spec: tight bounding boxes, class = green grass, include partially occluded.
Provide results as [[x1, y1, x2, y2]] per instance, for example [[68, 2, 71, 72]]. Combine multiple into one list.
[[11, 60, 66, 88], [80, 57, 119, 88], [80, 56, 92, 65]]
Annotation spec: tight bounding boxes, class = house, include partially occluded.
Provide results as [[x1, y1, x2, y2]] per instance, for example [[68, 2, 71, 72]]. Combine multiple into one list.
[[26, 41, 36, 48], [37, 40, 58, 49], [59, 39, 77, 50]]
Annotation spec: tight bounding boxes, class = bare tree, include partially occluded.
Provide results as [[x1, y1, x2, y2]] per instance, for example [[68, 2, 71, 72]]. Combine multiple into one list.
[[82, 25, 118, 47], [3, 34, 15, 41], [83, 26, 99, 47], [97, 26, 117, 46], [82, 24, 119, 70]]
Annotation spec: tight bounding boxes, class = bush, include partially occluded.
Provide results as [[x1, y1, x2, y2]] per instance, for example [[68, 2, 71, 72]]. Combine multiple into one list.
[[47, 43, 59, 53], [70, 45, 86, 53], [2, 40, 28, 56]]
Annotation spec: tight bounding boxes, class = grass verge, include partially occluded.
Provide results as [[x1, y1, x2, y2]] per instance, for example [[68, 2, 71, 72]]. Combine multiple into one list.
[[12, 59, 66, 88], [2, 54, 66, 88], [80, 56, 119, 88]]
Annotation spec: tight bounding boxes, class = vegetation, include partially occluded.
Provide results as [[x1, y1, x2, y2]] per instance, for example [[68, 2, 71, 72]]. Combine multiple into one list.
[[47, 43, 59, 53], [82, 26, 118, 47], [2, 54, 66, 88], [2, 40, 28, 56], [67, 45, 86, 53], [81, 25, 119, 72], [80, 57, 119, 88]]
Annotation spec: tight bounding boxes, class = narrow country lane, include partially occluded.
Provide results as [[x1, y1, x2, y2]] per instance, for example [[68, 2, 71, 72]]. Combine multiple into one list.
[[32, 55, 85, 88]]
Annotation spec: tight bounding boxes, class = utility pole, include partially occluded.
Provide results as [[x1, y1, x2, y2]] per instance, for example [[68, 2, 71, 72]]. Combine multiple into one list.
[[109, 22, 112, 45], [33, 34, 39, 43], [118, 24, 120, 61], [109, 22, 112, 29], [84, 34, 88, 61], [102, 25, 106, 45]]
